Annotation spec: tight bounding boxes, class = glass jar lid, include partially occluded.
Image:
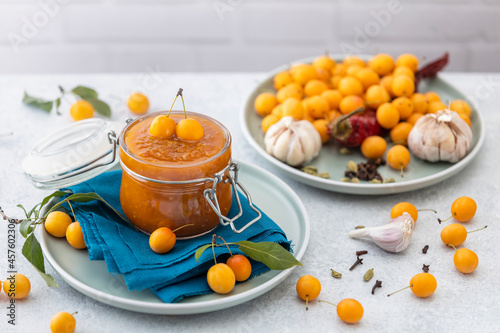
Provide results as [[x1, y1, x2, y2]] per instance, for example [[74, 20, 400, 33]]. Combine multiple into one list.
[[22, 118, 123, 189]]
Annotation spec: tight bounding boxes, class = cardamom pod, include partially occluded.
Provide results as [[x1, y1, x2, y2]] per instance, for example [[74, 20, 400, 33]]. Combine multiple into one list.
[[354, 225, 365, 229], [339, 147, 351, 155], [331, 269, 342, 278], [317, 172, 330, 179], [363, 268, 374, 281], [350, 177, 360, 183], [347, 160, 358, 172], [303, 169, 317, 176], [302, 165, 318, 173], [340, 177, 351, 182]]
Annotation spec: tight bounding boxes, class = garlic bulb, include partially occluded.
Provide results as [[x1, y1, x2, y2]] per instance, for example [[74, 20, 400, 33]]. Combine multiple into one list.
[[408, 109, 472, 163], [264, 116, 322, 166], [348, 213, 414, 253]]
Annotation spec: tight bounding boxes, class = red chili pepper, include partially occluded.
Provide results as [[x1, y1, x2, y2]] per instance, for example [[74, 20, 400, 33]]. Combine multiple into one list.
[[328, 108, 381, 147], [414, 52, 449, 91]]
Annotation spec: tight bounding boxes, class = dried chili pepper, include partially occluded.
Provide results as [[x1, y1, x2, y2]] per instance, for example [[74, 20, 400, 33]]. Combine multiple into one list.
[[328, 108, 381, 147], [414, 52, 449, 91]]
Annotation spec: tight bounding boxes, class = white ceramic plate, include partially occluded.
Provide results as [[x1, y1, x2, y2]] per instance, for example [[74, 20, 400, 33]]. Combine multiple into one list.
[[39, 160, 310, 315], [240, 56, 485, 195]]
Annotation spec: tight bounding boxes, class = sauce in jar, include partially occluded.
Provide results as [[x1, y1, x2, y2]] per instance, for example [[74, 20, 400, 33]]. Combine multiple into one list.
[[119, 111, 232, 237]]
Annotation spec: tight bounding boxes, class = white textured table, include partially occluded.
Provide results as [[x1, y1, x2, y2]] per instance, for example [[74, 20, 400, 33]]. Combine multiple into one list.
[[0, 73, 499, 332]]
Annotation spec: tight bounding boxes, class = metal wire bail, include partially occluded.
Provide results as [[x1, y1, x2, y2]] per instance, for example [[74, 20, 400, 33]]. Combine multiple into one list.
[[203, 161, 262, 234]]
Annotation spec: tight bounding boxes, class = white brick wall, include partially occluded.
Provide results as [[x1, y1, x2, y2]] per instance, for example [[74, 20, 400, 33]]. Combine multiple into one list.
[[0, 0, 499, 74]]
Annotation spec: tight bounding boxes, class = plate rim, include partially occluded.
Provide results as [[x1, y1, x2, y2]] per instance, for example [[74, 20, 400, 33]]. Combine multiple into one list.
[[39, 159, 310, 315], [240, 55, 486, 195]]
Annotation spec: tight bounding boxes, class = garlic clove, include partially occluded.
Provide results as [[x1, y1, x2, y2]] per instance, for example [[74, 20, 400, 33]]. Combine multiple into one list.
[[285, 132, 305, 166], [297, 123, 317, 162], [436, 122, 455, 161], [272, 129, 293, 162], [264, 116, 293, 151], [348, 213, 414, 253], [448, 112, 472, 163], [408, 109, 473, 164], [264, 116, 322, 166]]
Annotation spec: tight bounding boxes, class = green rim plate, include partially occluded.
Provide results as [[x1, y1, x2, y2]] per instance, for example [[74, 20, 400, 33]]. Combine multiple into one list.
[[38, 160, 310, 315], [240, 55, 485, 195]]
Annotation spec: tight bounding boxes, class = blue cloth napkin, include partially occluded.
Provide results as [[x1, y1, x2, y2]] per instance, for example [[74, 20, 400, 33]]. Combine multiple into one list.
[[63, 170, 292, 303]]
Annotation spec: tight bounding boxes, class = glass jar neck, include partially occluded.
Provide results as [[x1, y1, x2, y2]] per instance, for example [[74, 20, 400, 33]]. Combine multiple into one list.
[[119, 111, 232, 181]]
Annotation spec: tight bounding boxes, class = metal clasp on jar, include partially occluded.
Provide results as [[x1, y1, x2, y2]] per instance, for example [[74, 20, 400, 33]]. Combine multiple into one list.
[[204, 162, 262, 234], [120, 159, 263, 234]]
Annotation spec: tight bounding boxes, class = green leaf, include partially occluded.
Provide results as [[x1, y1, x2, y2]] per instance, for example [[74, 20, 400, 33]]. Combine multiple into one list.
[[52, 206, 68, 214], [22, 234, 58, 287], [71, 86, 98, 100], [22, 234, 45, 273], [22, 233, 58, 287], [45, 192, 139, 232], [31, 265, 58, 287], [195, 244, 212, 262], [70, 86, 111, 117], [87, 98, 111, 117], [16, 204, 28, 218], [22, 92, 53, 113], [40, 190, 67, 209], [27, 203, 41, 219], [55, 97, 61, 115], [19, 219, 33, 238], [236, 241, 302, 270], [66, 192, 106, 203]]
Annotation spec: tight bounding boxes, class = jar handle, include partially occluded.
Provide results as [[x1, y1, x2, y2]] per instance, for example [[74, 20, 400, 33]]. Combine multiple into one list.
[[203, 162, 262, 234]]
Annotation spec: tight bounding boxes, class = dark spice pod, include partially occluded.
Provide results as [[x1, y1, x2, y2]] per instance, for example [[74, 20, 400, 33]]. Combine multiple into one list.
[[345, 159, 385, 182]]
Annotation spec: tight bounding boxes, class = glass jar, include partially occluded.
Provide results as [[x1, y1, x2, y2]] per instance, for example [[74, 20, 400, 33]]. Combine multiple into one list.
[[119, 111, 233, 238]]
